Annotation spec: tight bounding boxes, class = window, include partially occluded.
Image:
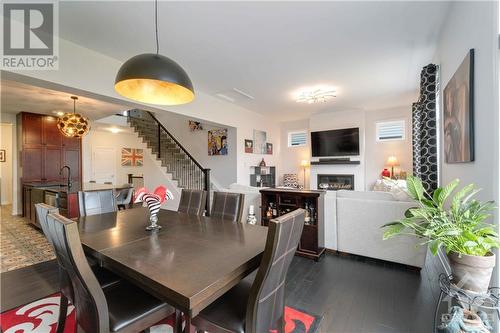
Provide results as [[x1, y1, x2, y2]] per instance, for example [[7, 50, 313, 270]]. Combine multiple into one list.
[[288, 130, 307, 147], [376, 120, 406, 141]]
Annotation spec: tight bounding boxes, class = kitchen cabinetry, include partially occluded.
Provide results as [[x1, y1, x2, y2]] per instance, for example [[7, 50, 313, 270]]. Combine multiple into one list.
[[19, 112, 82, 216]]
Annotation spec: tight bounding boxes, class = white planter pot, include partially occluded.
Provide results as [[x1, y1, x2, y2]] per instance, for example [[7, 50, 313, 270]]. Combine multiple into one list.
[[447, 252, 496, 294]]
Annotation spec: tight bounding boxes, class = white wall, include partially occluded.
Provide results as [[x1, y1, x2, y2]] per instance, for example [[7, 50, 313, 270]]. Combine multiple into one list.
[[364, 106, 413, 189], [82, 129, 146, 186], [0, 123, 13, 205], [82, 128, 181, 210], [279, 106, 412, 191], [433, 1, 499, 283], [279, 119, 310, 187], [11, 35, 281, 187], [153, 112, 237, 188], [0, 112, 19, 214]]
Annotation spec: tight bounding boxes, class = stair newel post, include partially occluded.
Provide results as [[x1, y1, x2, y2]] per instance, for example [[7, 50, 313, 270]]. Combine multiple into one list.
[[204, 169, 211, 216], [157, 124, 161, 159]]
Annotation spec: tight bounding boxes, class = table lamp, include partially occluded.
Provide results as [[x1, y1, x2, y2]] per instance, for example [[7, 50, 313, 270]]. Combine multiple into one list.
[[300, 160, 310, 188], [386, 156, 399, 179]]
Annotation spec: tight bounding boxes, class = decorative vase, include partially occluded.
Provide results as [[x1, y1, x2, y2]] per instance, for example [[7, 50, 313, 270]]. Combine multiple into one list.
[[146, 211, 161, 231], [447, 252, 496, 294], [259, 158, 266, 167], [381, 168, 391, 178]]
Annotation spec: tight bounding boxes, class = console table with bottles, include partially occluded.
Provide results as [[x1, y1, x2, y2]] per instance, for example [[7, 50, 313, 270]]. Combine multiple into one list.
[[259, 188, 325, 261]]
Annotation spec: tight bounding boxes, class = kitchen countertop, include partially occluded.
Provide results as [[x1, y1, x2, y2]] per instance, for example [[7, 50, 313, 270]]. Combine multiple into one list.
[[25, 182, 132, 194]]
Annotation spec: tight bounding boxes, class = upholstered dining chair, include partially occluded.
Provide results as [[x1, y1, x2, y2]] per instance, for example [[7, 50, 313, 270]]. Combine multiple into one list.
[[210, 192, 245, 222], [46, 212, 175, 333], [115, 187, 134, 210], [192, 208, 306, 333], [36, 203, 122, 333], [78, 190, 117, 216], [178, 189, 207, 216]]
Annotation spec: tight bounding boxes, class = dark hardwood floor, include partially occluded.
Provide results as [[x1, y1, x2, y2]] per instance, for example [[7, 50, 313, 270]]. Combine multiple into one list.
[[1, 252, 444, 332], [285, 252, 442, 333]]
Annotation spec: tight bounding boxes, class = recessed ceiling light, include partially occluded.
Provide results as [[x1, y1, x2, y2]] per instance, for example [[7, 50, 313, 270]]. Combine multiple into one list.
[[294, 86, 336, 104], [52, 110, 65, 116], [108, 127, 120, 134]]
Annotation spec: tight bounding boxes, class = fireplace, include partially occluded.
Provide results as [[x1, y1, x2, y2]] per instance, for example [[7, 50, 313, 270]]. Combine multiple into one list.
[[317, 174, 354, 191]]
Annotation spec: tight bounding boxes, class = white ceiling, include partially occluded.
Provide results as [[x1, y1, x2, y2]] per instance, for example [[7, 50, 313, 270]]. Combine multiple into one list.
[[59, 1, 450, 120], [1, 79, 129, 120]]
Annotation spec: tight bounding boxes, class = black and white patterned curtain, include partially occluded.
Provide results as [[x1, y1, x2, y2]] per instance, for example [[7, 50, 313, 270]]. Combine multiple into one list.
[[412, 64, 439, 192]]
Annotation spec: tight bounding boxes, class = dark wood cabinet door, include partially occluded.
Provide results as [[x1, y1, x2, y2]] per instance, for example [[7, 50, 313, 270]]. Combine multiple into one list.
[[63, 148, 81, 181], [43, 147, 62, 181], [62, 135, 80, 149], [23, 147, 43, 181], [42, 116, 62, 147], [23, 113, 43, 146], [298, 225, 318, 253], [23, 187, 32, 218]]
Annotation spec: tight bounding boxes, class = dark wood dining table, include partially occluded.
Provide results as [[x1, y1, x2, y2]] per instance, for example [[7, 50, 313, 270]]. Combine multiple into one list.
[[77, 207, 268, 332]]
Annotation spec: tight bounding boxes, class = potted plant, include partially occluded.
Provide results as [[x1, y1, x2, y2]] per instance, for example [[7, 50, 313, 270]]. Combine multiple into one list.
[[382, 176, 499, 294]]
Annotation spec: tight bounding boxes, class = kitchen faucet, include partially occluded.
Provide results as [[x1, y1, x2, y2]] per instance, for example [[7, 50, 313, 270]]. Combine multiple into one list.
[[59, 165, 72, 188]]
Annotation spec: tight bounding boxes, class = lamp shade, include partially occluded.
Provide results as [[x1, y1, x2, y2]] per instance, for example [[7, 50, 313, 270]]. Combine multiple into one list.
[[300, 160, 310, 167], [115, 53, 194, 105], [386, 156, 399, 167]]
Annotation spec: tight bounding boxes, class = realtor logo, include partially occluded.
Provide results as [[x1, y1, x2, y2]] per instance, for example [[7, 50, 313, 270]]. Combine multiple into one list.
[[2, 2, 59, 69]]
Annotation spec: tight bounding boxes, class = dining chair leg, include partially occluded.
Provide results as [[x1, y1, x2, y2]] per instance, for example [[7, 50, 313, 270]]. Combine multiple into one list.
[[278, 315, 286, 333], [184, 315, 193, 333], [174, 309, 183, 333], [56, 294, 69, 333]]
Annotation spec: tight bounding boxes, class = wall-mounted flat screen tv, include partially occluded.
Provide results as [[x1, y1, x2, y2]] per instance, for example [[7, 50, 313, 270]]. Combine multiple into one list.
[[311, 128, 360, 157]]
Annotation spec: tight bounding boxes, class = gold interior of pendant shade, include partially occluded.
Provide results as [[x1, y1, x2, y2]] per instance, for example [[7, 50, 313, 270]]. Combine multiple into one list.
[[115, 78, 195, 105]]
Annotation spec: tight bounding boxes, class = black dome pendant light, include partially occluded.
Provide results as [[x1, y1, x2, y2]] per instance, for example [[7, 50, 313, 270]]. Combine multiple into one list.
[[115, 0, 194, 105]]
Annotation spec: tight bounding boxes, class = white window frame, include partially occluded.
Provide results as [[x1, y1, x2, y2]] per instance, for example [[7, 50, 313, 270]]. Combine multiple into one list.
[[376, 120, 406, 142], [288, 130, 307, 147]]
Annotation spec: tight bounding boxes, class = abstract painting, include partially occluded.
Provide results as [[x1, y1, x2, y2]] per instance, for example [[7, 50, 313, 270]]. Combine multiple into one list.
[[245, 139, 254, 153], [121, 148, 144, 166], [188, 120, 203, 131], [253, 129, 267, 154], [208, 129, 228, 155], [444, 49, 474, 163]]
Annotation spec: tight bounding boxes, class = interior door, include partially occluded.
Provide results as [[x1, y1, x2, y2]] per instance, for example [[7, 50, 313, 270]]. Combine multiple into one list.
[[91, 147, 116, 184]]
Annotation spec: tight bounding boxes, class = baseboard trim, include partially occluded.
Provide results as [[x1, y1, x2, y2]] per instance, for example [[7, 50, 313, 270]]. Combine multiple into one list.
[[324, 249, 421, 273]]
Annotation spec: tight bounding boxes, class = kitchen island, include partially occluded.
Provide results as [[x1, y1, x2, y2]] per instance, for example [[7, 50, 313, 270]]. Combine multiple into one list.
[[23, 182, 132, 227]]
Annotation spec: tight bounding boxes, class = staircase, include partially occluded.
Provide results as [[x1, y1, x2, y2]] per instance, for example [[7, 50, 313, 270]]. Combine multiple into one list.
[[127, 109, 211, 212]]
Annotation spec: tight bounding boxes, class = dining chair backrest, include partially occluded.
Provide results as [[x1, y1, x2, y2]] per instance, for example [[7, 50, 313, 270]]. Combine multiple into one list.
[[78, 190, 117, 216], [116, 187, 134, 206], [178, 189, 207, 216], [245, 208, 305, 333], [210, 192, 244, 222], [35, 203, 59, 245], [46, 213, 109, 333]]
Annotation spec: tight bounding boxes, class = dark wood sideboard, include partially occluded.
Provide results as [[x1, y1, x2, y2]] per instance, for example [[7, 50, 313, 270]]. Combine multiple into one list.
[[260, 188, 325, 261], [18, 112, 82, 224]]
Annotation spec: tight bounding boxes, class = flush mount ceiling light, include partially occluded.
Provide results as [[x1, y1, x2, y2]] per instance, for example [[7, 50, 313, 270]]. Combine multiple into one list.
[[57, 96, 91, 138], [114, 0, 194, 105], [295, 87, 336, 104]]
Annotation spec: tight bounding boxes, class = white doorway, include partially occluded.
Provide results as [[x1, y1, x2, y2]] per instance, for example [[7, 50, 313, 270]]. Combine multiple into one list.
[[91, 147, 116, 184]]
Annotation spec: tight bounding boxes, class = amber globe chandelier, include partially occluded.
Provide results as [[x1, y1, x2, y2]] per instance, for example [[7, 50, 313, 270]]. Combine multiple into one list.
[[114, 0, 194, 105], [57, 96, 91, 138]]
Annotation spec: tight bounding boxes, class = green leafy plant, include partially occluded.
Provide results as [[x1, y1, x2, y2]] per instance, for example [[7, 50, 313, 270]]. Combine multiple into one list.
[[382, 176, 499, 257]]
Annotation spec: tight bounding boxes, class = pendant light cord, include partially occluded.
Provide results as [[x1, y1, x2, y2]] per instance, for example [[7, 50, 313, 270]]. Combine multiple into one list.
[[155, 0, 159, 55]]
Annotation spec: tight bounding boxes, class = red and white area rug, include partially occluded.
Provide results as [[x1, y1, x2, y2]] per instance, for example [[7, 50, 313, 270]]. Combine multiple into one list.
[[1, 293, 321, 333]]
